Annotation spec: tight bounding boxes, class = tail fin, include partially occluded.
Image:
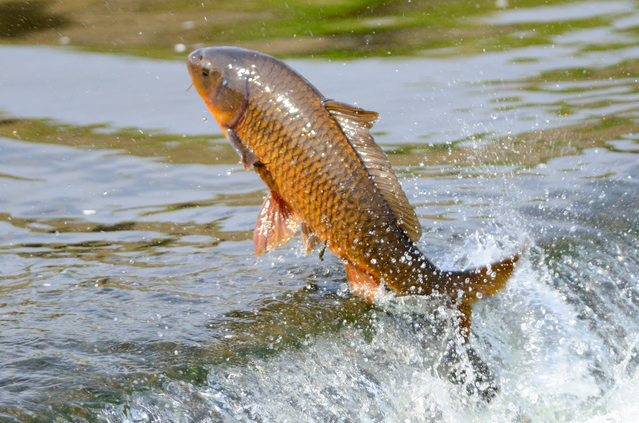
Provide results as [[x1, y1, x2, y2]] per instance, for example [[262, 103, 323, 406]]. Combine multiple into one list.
[[439, 245, 525, 340], [441, 251, 521, 306]]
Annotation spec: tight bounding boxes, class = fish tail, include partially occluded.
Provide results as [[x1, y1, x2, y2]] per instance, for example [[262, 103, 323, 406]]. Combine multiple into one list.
[[442, 251, 521, 305], [395, 242, 525, 340], [344, 243, 524, 339], [435, 246, 524, 341]]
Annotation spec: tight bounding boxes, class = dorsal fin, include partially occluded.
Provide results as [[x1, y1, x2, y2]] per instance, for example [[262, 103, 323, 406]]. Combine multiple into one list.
[[323, 99, 422, 243]]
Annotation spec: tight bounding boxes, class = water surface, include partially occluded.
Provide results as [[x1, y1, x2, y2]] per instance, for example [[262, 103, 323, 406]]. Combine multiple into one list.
[[1, 1, 639, 422]]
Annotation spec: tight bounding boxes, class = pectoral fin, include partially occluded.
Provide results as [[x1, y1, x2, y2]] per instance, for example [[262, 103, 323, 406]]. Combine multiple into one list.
[[225, 128, 259, 170], [254, 190, 299, 256]]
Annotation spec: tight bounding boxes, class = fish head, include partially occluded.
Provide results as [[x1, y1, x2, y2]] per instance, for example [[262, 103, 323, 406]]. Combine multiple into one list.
[[187, 47, 251, 128]]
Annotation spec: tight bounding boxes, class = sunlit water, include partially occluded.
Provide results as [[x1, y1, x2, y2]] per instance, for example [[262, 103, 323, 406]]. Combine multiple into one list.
[[1, 2, 639, 422]]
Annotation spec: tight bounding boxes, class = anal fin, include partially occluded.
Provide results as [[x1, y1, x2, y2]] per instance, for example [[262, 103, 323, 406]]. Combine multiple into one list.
[[254, 190, 299, 256], [343, 261, 381, 304]]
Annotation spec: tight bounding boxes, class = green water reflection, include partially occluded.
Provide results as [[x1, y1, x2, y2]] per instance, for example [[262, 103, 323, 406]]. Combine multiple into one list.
[[0, 0, 629, 59]]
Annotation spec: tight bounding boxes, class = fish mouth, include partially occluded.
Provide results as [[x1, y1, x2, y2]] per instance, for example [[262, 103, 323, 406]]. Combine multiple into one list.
[[187, 48, 204, 76]]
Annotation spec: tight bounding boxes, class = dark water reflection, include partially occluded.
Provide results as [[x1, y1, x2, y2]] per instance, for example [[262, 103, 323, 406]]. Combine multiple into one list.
[[1, 1, 639, 422]]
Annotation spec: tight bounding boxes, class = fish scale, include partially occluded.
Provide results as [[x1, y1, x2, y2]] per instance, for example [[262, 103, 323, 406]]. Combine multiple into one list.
[[241, 75, 391, 258], [187, 46, 522, 335], [254, 61, 401, 256], [258, 87, 413, 283]]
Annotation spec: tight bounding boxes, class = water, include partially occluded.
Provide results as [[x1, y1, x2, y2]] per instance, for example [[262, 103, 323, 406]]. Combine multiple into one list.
[[1, 1, 639, 421]]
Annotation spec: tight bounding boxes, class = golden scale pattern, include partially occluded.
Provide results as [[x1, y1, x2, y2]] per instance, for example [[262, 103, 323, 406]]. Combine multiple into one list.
[[233, 54, 427, 290]]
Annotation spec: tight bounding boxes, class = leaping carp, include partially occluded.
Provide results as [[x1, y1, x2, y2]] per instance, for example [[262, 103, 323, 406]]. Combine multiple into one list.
[[187, 47, 520, 337]]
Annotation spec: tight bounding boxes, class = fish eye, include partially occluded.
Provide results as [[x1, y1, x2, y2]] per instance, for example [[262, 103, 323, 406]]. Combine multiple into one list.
[[201, 61, 212, 77]]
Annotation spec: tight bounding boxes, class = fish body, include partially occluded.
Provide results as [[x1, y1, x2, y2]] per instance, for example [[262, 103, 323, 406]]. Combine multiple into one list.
[[187, 47, 520, 334]]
